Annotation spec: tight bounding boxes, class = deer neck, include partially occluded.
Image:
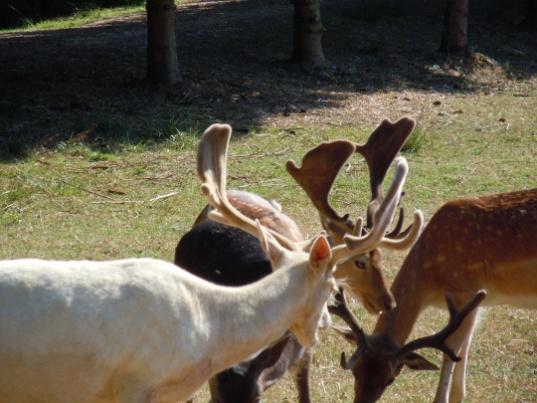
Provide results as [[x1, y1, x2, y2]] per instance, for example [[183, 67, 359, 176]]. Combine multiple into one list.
[[204, 265, 311, 372], [373, 250, 429, 345]]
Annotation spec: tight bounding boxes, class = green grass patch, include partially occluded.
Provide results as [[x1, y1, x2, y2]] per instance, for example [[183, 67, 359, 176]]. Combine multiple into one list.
[[1, 1, 185, 33], [2, 4, 145, 32]]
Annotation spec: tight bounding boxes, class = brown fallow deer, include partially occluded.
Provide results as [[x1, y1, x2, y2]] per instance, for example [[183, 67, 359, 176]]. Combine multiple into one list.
[[287, 117, 423, 314], [329, 188, 537, 403]]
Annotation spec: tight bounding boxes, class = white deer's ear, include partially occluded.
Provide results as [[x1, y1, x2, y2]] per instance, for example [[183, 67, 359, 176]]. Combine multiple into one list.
[[309, 234, 332, 271], [256, 220, 286, 269]]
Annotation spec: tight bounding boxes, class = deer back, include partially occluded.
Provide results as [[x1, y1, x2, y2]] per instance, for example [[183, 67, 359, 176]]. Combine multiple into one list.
[[330, 189, 537, 403]]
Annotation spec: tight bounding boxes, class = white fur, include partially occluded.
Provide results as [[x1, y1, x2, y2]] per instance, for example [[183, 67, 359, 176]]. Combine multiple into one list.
[[0, 256, 333, 403]]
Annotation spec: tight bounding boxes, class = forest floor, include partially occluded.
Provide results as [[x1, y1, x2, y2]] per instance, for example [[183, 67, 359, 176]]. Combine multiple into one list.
[[1, 0, 536, 157], [1, 0, 536, 402]]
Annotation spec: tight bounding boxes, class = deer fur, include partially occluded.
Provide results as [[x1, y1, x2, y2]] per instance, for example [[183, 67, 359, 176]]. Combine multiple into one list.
[[0, 237, 335, 403], [0, 124, 342, 403], [331, 188, 537, 403]]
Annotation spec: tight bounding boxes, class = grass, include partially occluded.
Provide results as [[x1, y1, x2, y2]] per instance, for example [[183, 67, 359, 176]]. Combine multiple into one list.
[[1, 0, 182, 32], [1, 116, 536, 402], [1, 5, 144, 32]]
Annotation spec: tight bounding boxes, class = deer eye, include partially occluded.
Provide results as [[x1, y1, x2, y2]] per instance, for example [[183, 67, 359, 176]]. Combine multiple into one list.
[[354, 260, 366, 270]]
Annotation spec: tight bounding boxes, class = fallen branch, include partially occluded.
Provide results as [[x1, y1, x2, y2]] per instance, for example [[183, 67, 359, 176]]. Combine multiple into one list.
[[90, 191, 180, 205]]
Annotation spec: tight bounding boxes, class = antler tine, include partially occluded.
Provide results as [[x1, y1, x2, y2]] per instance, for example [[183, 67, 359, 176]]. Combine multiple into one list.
[[330, 157, 408, 264], [198, 124, 297, 251], [396, 290, 487, 361], [379, 209, 424, 251], [355, 117, 416, 227], [286, 140, 356, 227], [197, 123, 231, 200], [328, 288, 367, 346], [385, 207, 405, 238], [329, 288, 368, 371]]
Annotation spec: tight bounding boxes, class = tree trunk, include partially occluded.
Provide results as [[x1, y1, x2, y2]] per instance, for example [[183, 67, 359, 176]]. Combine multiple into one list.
[[526, 0, 537, 30], [146, 0, 180, 85], [440, 0, 469, 55], [291, 0, 326, 66]]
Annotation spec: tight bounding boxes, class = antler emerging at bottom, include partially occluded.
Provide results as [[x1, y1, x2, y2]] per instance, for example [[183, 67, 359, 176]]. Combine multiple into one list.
[[396, 290, 487, 361]]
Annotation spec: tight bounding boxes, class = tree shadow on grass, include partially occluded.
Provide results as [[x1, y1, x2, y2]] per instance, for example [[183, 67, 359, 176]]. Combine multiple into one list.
[[0, 0, 535, 161]]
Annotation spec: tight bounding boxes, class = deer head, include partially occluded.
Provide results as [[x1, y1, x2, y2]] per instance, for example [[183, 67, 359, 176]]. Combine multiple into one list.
[[198, 123, 417, 347], [208, 334, 292, 403], [286, 117, 422, 314], [328, 288, 487, 403]]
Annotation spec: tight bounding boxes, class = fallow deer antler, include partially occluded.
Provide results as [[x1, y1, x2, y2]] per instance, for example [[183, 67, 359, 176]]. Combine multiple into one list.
[[355, 117, 416, 205], [286, 118, 418, 246], [329, 157, 423, 263], [396, 290, 487, 361], [286, 140, 356, 227], [198, 124, 298, 251], [328, 288, 368, 370], [199, 123, 415, 267]]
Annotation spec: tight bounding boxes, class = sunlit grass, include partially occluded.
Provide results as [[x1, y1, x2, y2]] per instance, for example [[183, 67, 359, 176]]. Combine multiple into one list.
[[1, 1, 185, 33], [1, 117, 536, 401]]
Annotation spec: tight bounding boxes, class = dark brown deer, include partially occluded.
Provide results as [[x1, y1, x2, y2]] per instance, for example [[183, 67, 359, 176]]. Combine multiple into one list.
[[329, 189, 537, 402], [176, 193, 313, 403], [287, 117, 422, 314]]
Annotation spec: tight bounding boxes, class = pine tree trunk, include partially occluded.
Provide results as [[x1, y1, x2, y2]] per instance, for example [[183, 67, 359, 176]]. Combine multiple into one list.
[[291, 0, 326, 66], [526, 0, 537, 30], [146, 0, 180, 85], [440, 0, 469, 55]]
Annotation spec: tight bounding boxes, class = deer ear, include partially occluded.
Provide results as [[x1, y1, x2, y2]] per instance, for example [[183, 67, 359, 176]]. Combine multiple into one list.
[[402, 352, 439, 370], [309, 234, 332, 271], [256, 220, 286, 269]]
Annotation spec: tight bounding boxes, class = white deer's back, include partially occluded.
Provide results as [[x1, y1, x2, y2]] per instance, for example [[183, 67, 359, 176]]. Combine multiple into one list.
[[0, 258, 209, 403]]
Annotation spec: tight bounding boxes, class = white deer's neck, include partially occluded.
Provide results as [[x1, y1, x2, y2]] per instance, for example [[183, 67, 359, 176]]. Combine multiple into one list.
[[194, 264, 310, 372]]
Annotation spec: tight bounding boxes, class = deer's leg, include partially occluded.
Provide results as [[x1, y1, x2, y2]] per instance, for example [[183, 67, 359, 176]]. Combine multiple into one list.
[[292, 348, 312, 403], [449, 309, 479, 403], [433, 307, 478, 403]]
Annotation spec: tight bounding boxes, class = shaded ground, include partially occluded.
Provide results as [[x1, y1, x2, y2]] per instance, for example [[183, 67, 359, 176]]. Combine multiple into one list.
[[1, 0, 536, 159]]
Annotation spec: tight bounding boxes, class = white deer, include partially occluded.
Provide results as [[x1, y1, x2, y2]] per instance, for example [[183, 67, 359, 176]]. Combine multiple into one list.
[[0, 123, 413, 403]]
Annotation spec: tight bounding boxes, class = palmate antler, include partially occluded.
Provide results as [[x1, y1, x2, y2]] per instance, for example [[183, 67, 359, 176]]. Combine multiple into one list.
[[330, 288, 488, 371], [286, 117, 421, 250], [197, 124, 299, 251], [330, 157, 423, 264], [395, 290, 487, 361], [328, 288, 367, 370], [355, 117, 416, 226], [286, 140, 356, 225], [198, 123, 415, 268]]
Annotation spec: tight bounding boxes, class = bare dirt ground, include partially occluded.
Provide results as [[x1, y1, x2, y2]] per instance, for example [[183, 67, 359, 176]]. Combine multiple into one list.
[[0, 0, 536, 158]]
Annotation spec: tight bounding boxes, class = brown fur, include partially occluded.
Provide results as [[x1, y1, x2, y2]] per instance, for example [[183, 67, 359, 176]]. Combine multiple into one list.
[[341, 188, 537, 402]]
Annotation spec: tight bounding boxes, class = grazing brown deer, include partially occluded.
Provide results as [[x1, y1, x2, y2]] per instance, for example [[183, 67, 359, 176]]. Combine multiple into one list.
[[329, 188, 537, 403], [287, 117, 423, 313]]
